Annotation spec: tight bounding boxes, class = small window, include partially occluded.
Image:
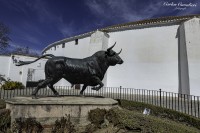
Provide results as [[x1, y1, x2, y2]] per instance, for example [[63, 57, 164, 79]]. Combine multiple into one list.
[[57, 45, 59, 48], [62, 43, 65, 48], [54, 46, 56, 50], [75, 39, 78, 45]]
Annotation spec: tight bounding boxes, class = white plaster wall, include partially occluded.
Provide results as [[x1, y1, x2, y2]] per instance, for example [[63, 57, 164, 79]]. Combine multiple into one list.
[[7, 56, 23, 82], [184, 18, 200, 96], [45, 37, 90, 58], [107, 25, 179, 92], [0, 56, 9, 77], [43, 25, 180, 94], [8, 55, 47, 86], [89, 31, 109, 55]]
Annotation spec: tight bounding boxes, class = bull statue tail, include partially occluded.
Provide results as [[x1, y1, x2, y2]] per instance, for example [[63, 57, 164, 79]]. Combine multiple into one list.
[[15, 54, 55, 66]]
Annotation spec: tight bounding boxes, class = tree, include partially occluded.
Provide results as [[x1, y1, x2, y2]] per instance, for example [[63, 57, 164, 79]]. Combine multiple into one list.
[[12, 46, 24, 54], [12, 46, 40, 57], [0, 22, 10, 53]]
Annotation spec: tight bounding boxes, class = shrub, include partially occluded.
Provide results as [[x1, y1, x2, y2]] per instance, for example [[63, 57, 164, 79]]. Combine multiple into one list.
[[107, 107, 200, 132], [52, 114, 75, 133], [0, 100, 5, 109], [0, 109, 11, 132], [12, 117, 43, 133], [119, 100, 200, 130], [85, 123, 98, 133], [88, 108, 107, 128], [1, 81, 25, 90]]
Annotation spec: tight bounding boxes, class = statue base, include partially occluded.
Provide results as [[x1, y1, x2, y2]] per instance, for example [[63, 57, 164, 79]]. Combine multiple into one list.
[[6, 96, 118, 132]]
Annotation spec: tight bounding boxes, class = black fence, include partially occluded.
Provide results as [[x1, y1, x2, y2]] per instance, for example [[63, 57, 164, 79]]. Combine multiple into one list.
[[0, 86, 200, 118]]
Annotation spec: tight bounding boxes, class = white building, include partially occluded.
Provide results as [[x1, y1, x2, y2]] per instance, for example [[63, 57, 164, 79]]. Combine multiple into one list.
[[0, 54, 46, 86], [42, 15, 200, 96]]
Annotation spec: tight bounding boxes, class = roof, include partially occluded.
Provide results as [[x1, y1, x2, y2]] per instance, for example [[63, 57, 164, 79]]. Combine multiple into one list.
[[42, 14, 200, 53]]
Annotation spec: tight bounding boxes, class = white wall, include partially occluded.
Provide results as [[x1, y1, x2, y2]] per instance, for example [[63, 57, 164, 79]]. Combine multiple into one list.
[[0, 56, 10, 78], [7, 55, 47, 86], [43, 22, 200, 96], [107, 25, 179, 92], [43, 25, 180, 93], [45, 37, 90, 58], [184, 18, 200, 96]]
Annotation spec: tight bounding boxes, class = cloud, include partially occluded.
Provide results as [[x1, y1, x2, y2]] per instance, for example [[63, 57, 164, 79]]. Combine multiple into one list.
[[85, 0, 164, 23], [9, 21, 44, 49], [9, 42, 41, 55], [175, 1, 200, 16], [3, 0, 80, 41], [57, 20, 76, 37], [86, 0, 106, 16], [0, 0, 29, 16], [85, 0, 200, 25], [24, 0, 78, 37], [24, 0, 54, 23]]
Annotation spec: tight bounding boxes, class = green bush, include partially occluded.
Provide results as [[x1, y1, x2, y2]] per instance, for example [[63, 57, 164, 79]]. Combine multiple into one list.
[[88, 108, 107, 128], [107, 108, 200, 133], [119, 99, 200, 130], [12, 117, 43, 133], [52, 114, 75, 133], [0, 109, 11, 132], [1, 81, 25, 90], [0, 100, 5, 109], [87, 107, 200, 132]]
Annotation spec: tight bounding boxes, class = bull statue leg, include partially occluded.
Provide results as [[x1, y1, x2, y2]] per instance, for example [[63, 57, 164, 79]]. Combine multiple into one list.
[[80, 85, 88, 96], [91, 77, 104, 91], [47, 77, 61, 97], [32, 77, 60, 99], [71, 84, 74, 88], [48, 84, 59, 96], [32, 78, 52, 99]]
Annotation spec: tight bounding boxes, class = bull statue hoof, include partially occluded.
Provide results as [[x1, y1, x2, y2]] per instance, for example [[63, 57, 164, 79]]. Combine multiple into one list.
[[91, 87, 97, 90], [91, 87, 101, 91], [32, 95, 39, 99], [79, 93, 85, 97], [54, 92, 60, 97]]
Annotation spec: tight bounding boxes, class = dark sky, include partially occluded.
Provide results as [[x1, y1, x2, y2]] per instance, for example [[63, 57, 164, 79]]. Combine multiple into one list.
[[0, 0, 200, 54]]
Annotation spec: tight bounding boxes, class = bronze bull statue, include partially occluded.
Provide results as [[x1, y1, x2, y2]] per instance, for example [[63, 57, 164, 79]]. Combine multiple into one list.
[[16, 42, 123, 98]]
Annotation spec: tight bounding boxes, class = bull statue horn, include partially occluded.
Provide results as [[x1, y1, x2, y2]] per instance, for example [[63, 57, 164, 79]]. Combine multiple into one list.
[[107, 42, 116, 52], [117, 49, 122, 55]]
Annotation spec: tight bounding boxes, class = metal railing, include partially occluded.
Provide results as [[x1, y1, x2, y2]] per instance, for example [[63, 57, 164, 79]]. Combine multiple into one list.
[[0, 86, 200, 118]]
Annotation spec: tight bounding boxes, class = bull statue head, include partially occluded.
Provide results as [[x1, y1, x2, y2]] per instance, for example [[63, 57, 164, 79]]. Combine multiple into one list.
[[105, 42, 123, 66]]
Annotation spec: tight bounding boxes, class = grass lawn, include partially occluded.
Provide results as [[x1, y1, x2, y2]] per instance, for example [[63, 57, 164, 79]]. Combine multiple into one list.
[[88, 100, 200, 133], [104, 108, 200, 133]]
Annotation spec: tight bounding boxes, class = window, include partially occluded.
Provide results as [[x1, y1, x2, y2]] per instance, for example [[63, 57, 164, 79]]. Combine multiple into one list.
[[75, 39, 78, 45], [62, 43, 65, 48], [54, 46, 56, 50]]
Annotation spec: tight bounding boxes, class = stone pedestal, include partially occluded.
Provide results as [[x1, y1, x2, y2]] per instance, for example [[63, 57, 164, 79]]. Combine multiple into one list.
[[6, 96, 118, 131]]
